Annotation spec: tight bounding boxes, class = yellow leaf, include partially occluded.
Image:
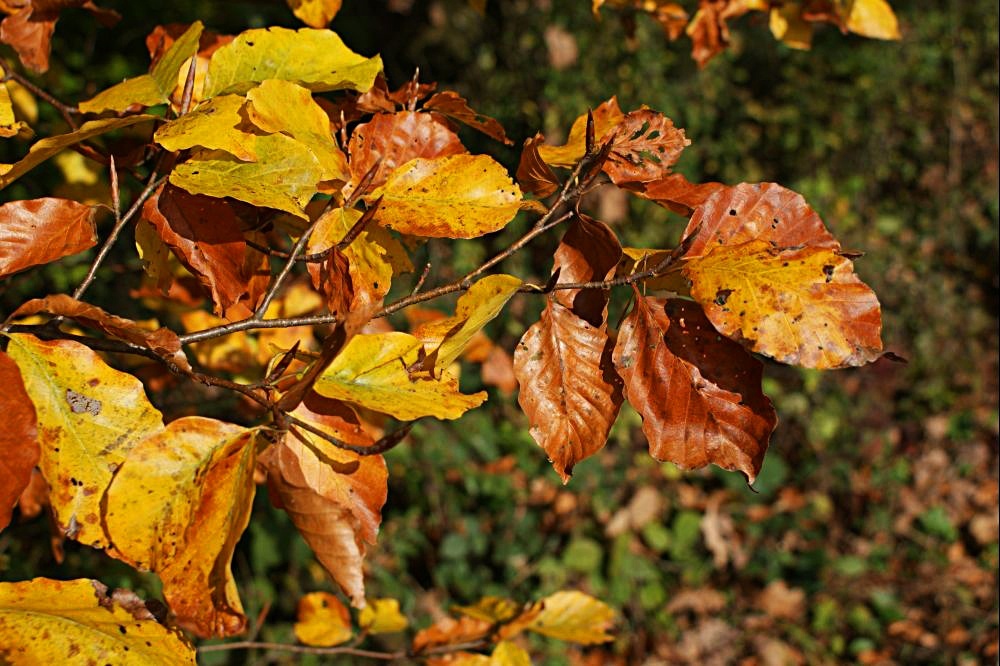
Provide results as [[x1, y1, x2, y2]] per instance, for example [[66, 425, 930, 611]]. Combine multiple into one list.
[[135, 218, 175, 292], [769, 4, 813, 50], [203, 27, 382, 98], [154, 95, 258, 161], [79, 22, 203, 114], [104, 417, 258, 637], [453, 596, 521, 624], [358, 598, 408, 634], [294, 592, 352, 646], [491, 641, 531, 666], [169, 133, 323, 218], [288, 0, 342, 28], [519, 591, 614, 644], [413, 274, 521, 369], [314, 331, 487, 420], [846, 0, 900, 40], [0, 578, 195, 665], [682, 239, 883, 369], [246, 79, 348, 182], [0, 82, 30, 138], [371, 154, 522, 238], [0, 115, 157, 189], [537, 97, 624, 168], [5, 79, 37, 125], [3, 334, 164, 548]]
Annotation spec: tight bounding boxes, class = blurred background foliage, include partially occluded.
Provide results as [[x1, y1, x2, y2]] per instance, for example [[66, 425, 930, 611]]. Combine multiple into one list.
[[1, 0, 997, 663]]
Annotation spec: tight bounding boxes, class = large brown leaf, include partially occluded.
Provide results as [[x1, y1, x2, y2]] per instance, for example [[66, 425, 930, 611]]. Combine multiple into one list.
[[603, 109, 690, 185], [0, 350, 38, 532], [142, 184, 269, 318], [0, 198, 97, 278], [627, 172, 726, 215], [613, 294, 776, 482], [551, 214, 623, 323], [423, 90, 512, 145]]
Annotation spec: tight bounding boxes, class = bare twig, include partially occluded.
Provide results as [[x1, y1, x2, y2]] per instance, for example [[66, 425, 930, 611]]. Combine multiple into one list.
[[0, 58, 80, 130], [177, 314, 339, 345], [285, 414, 414, 456], [197, 642, 404, 659]]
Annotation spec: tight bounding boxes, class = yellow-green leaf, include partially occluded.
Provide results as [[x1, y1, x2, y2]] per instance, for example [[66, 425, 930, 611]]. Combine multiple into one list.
[[413, 274, 521, 369], [0, 115, 157, 189], [3, 334, 164, 548], [490, 641, 531, 666], [246, 79, 348, 182], [522, 591, 614, 644], [154, 95, 258, 161], [314, 331, 486, 420], [169, 133, 322, 218], [371, 154, 522, 238], [294, 592, 352, 647], [846, 0, 900, 40], [682, 239, 883, 369], [203, 27, 382, 98], [358, 598, 408, 634], [79, 22, 203, 114], [0, 578, 195, 665]]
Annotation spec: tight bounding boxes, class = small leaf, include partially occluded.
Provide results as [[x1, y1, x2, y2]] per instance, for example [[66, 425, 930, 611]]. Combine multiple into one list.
[[294, 592, 352, 647], [769, 4, 814, 50], [371, 154, 522, 238], [516, 133, 559, 198], [0, 578, 195, 664], [603, 109, 691, 184], [537, 97, 623, 168], [412, 616, 492, 653], [203, 27, 382, 97], [453, 596, 521, 624], [358, 598, 408, 634], [490, 641, 531, 666], [4, 334, 164, 548], [0, 82, 31, 138], [846, 0, 900, 40], [287, 0, 342, 27], [0, 351, 38, 532], [154, 95, 258, 161], [423, 90, 512, 144], [626, 172, 726, 216], [517, 590, 614, 644], [0, 198, 97, 278]]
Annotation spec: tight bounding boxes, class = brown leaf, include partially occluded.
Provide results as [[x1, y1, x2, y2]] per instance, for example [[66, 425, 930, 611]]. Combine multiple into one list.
[[551, 214, 623, 323], [346, 110, 467, 197], [481, 345, 517, 396], [603, 109, 691, 185], [630, 173, 726, 216], [612, 295, 776, 482], [0, 351, 38, 532], [8, 294, 191, 371], [15, 468, 48, 520], [516, 133, 560, 198], [757, 580, 805, 621], [0, 198, 97, 279], [0, 1, 118, 73], [142, 183, 269, 318], [686, 0, 757, 68], [423, 90, 512, 145], [412, 615, 492, 654]]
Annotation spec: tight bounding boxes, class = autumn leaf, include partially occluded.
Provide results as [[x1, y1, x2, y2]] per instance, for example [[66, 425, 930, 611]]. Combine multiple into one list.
[[412, 615, 492, 653], [0, 115, 156, 188], [4, 334, 164, 548], [846, 0, 900, 40], [626, 172, 726, 215], [537, 97, 624, 168], [154, 95, 258, 161], [683, 239, 884, 368], [0, 351, 38, 532], [550, 214, 622, 321], [145, 24, 235, 110], [0, 82, 30, 138], [0, 198, 97, 278], [78, 21, 202, 113], [516, 133, 559, 198], [769, 4, 813, 50], [602, 109, 690, 184], [287, 0, 342, 28], [423, 90, 512, 145], [314, 331, 487, 420], [490, 641, 531, 666], [371, 154, 522, 238], [203, 27, 382, 98], [0, 1, 119, 73], [0, 578, 194, 665], [358, 598, 408, 634], [346, 110, 466, 196], [104, 417, 258, 637], [453, 596, 522, 624], [294, 592, 352, 647], [509, 590, 614, 644], [612, 295, 776, 481]]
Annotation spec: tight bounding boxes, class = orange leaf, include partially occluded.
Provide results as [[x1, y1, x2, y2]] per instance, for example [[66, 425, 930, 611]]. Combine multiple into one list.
[[0, 2, 118, 73], [603, 109, 690, 185], [423, 90, 512, 145], [626, 172, 725, 216], [0, 198, 97, 279], [516, 133, 559, 198], [612, 295, 776, 482], [294, 591, 352, 647], [0, 350, 38, 532], [412, 615, 492, 654]]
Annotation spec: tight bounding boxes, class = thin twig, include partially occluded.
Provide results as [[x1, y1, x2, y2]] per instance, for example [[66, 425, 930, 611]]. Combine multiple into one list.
[[0, 58, 80, 130], [177, 313, 339, 345], [285, 414, 414, 456], [197, 642, 403, 659], [411, 262, 432, 295]]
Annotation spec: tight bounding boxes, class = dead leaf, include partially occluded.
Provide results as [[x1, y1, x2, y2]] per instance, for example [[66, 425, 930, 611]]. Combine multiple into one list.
[[0, 350, 38, 532], [0, 198, 97, 278]]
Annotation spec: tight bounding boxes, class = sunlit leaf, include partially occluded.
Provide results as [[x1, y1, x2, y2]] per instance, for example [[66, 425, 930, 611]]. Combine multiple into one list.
[[0, 578, 195, 665], [536, 96, 623, 167], [358, 598, 408, 634], [769, 4, 813, 50], [287, 0, 342, 27], [203, 27, 382, 97], [423, 90, 512, 144], [4, 334, 164, 548], [490, 641, 531, 666], [412, 615, 492, 653], [154, 95, 258, 161], [516, 133, 559, 198], [516, 590, 614, 644], [0, 82, 31, 138], [603, 109, 690, 184], [0, 351, 38, 532], [0, 1, 119, 73], [846, 0, 900, 40], [453, 596, 521, 624], [0, 198, 97, 278], [371, 154, 522, 238], [294, 591, 352, 647]]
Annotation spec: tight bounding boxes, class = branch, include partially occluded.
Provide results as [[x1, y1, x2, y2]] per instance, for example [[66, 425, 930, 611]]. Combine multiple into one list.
[[197, 642, 403, 660], [0, 58, 80, 130]]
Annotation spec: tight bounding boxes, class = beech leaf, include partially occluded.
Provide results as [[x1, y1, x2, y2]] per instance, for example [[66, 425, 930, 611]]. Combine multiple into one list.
[[153, 95, 259, 161], [626, 172, 726, 216], [358, 598, 408, 634], [423, 90, 512, 145], [0, 578, 195, 665], [516, 133, 560, 198], [371, 154, 522, 238], [104, 417, 257, 637], [0, 198, 97, 278], [603, 109, 690, 184], [612, 295, 776, 482], [0, 351, 39, 532], [536, 97, 624, 168], [287, 0, 342, 28], [4, 334, 164, 548], [511, 590, 614, 644], [491, 641, 532, 666], [0, 82, 31, 138], [846, 0, 901, 40], [294, 592, 352, 647]]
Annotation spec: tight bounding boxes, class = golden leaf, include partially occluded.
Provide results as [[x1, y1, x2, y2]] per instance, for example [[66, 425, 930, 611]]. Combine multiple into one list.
[[294, 592, 352, 646], [358, 598, 409, 634], [154, 95, 258, 161], [536, 97, 624, 168]]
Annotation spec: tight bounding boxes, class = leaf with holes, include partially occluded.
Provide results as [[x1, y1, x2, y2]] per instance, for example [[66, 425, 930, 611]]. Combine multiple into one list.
[[537, 97, 624, 168], [603, 109, 690, 184]]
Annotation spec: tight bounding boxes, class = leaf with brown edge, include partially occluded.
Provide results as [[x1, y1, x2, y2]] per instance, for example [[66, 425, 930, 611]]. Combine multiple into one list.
[[846, 0, 900, 40], [681, 182, 840, 259], [0, 578, 195, 665], [370, 154, 522, 239], [3, 334, 164, 547], [294, 591, 352, 647], [0, 198, 97, 278], [287, 0, 342, 28], [103, 417, 257, 637], [612, 294, 776, 482], [423, 90, 512, 145], [263, 398, 388, 606], [7, 295, 191, 371], [516, 133, 559, 198], [412, 615, 492, 654], [537, 97, 624, 168], [142, 184, 269, 319], [0, 351, 38, 532], [346, 110, 466, 197], [683, 239, 883, 369], [603, 109, 690, 185], [513, 299, 622, 483]]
